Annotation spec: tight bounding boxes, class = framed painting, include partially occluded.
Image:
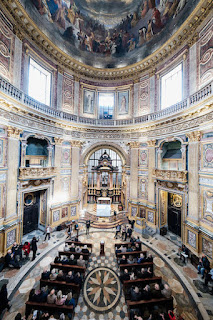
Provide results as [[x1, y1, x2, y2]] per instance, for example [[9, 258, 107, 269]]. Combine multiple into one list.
[[7, 228, 16, 248], [71, 206, 77, 216], [131, 206, 137, 217], [62, 206, 68, 218], [83, 89, 95, 114], [187, 230, 196, 248], [118, 90, 129, 115], [53, 209, 60, 222]]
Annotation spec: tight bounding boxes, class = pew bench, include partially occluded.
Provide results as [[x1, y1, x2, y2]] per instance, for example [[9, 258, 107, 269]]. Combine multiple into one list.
[[65, 241, 93, 252], [119, 262, 153, 270], [116, 250, 147, 258], [123, 276, 161, 290], [126, 296, 173, 309], [50, 263, 86, 274], [58, 251, 90, 259], [25, 301, 73, 318], [40, 279, 80, 294]]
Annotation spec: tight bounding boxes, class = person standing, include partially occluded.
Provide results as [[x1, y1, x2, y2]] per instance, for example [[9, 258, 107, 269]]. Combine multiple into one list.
[[67, 223, 72, 240], [86, 220, 90, 235], [75, 222, 79, 240], [44, 224, 52, 241], [115, 224, 121, 239], [31, 236, 39, 261], [0, 284, 10, 317]]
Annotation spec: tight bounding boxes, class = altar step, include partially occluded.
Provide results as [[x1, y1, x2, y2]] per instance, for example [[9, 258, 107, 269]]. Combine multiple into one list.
[[78, 211, 129, 229]]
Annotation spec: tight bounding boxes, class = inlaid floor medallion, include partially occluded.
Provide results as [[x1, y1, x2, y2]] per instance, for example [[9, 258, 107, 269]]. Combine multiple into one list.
[[83, 267, 121, 313]]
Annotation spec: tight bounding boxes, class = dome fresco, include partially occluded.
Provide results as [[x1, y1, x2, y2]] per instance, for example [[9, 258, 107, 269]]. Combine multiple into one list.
[[24, 0, 199, 68]]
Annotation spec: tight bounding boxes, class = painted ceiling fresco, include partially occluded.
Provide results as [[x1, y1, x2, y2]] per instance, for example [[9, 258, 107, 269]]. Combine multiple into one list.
[[27, 0, 199, 68]]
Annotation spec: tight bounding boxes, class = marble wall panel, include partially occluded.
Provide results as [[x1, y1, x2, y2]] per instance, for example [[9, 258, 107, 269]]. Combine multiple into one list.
[[138, 177, 148, 199], [139, 76, 150, 115], [187, 230, 196, 249], [62, 72, 74, 112]]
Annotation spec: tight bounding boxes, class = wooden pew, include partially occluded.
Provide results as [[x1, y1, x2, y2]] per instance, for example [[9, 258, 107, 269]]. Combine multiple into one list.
[[40, 279, 80, 294], [65, 241, 93, 252], [115, 242, 142, 249], [25, 301, 73, 318], [119, 262, 153, 271], [50, 263, 86, 274], [116, 250, 146, 258], [123, 276, 162, 292], [58, 251, 90, 260], [126, 297, 173, 309]]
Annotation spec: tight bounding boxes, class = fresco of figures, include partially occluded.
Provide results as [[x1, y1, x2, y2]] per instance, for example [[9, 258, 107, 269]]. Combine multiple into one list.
[[31, 0, 188, 57]]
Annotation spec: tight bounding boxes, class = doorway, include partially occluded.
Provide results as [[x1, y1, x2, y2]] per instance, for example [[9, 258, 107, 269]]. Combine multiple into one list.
[[167, 193, 182, 237], [23, 191, 40, 235]]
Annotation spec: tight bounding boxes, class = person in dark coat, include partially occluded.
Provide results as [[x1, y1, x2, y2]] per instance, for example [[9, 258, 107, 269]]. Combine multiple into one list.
[[5, 250, 20, 269], [41, 269, 50, 280], [86, 220, 90, 235], [0, 284, 10, 315], [31, 237, 39, 261]]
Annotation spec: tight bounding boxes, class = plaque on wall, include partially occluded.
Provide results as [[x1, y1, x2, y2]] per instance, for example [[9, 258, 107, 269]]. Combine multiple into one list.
[[7, 228, 16, 248], [53, 209, 60, 222], [71, 206, 77, 216]]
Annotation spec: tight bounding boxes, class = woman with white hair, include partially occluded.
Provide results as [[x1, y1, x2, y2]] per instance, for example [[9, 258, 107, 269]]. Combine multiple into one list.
[[55, 290, 66, 305]]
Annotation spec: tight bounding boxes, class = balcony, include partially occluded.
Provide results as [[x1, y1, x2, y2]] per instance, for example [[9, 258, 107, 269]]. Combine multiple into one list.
[[19, 167, 56, 180], [152, 168, 188, 183]]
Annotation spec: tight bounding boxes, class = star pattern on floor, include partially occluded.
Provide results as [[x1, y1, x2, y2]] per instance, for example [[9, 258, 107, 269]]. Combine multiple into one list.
[[84, 267, 121, 313]]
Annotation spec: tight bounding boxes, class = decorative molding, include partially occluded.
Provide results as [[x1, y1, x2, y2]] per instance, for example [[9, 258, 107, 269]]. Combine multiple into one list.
[[54, 137, 63, 145], [71, 140, 84, 148], [7, 126, 22, 138], [19, 167, 56, 180], [153, 168, 188, 183], [1, 0, 212, 81], [187, 131, 202, 142], [127, 141, 140, 148]]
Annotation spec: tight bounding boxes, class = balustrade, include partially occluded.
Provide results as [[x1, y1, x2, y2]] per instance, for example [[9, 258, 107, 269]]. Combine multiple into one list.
[[0, 75, 212, 127]]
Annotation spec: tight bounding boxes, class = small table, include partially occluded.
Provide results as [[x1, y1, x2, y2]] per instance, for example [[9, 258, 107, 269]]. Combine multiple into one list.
[[100, 240, 105, 256]]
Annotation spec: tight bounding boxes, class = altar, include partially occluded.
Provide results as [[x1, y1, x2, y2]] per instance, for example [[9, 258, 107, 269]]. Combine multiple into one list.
[[96, 197, 111, 217]]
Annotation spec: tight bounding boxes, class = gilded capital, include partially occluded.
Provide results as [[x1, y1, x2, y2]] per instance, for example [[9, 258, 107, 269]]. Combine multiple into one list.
[[186, 131, 201, 142], [127, 141, 140, 148], [54, 137, 63, 145], [71, 140, 84, 148], [7, 126, 22, 139], [147, 140, 156, 147]]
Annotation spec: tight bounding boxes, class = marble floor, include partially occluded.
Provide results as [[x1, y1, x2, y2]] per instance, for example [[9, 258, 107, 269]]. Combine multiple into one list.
[[0, 226, 212, 320]]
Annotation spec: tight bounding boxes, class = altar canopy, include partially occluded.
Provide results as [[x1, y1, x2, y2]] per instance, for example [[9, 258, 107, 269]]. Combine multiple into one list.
[[97, 197, 111, 217]]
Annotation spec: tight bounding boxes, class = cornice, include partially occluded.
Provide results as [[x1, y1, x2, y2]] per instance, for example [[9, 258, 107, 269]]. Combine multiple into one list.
[[1, 0, 212, 82]]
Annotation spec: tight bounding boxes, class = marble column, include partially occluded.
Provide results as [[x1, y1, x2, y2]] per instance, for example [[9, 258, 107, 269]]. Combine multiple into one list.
[[129, 142, 140, 200], [147, 140, 156, 205], [71, 141, 82, 201], [187, 131, 201, 223], [53, 138, 63, 201], [6, 127, 22, 221]]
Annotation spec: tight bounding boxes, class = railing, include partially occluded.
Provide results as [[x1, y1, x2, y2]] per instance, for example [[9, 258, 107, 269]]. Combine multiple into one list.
[[152, 168, 188, 183], [0, 75, 212, 127]]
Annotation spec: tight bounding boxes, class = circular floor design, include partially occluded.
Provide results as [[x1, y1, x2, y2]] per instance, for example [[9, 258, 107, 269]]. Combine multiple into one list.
[[83, 266, 121, 313]]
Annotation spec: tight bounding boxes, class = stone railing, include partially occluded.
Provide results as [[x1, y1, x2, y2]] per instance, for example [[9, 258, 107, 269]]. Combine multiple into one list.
[[0, 75, 212, 127], [19, 167, 56, 180], [152, 168, 188, 183]]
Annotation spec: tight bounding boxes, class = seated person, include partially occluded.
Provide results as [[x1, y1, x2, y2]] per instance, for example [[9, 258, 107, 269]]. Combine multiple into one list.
[[22, 242, 30, 258], [152, 283, 163, 299], [55, 290, 66, 305], [127, 255, 136, 264], [5, 249, 20, 269], [61, 256, 69, 265], [130, 271, 136, 280], [77, 255, 86, 267], [69, 243, 76, 252], [130, 286, 141, 301], [119, 255, 127, 265], [47, 289, 56, 304], [0, 256, 5, 272], [130, 236, 136, 244], [54, 256, 61, 263], [147, 267, 153, 277], [65, 291, 76, 307], [74, 272, 83, 286], [41, 268, 50, 280], [49, 268, 58, 281], [29, 288, 36, 302], [137, 253, 146, 264], [161, 284, 172, 298], [75, 246, 82, 253], [120, 268, 130, 282], [66, 271, 75, 283], [134, 242, 141, 251], [146, 253, 153, 262], [141, 284, 151, 300], [57, 270, 65, 281], [120, 245, 127, 253], [179, 245, 189, 263], [69, 254, 77, 265], [198, 254, 210, 278], [115, 246, 122, 254], [82, 245, 89, 253], [34, 287, 48, 303], [137, 267, 147, 279], [12, 242, 22, 260], [127, 244, 133, 252], [64, 244, 70, 252]]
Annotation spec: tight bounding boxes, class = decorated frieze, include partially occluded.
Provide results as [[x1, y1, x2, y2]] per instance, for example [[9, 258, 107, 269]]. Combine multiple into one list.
[[153, 169, 187, 183], [19, 167, 56, 180]]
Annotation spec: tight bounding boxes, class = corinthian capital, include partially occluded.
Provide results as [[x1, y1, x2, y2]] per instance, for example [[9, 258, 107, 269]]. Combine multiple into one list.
[[186, 131, 201, 142], [127, 141, 140, 148], [147, 140, 156, 147], [71, 140, 84, 148], [7, 126, 22, 139]]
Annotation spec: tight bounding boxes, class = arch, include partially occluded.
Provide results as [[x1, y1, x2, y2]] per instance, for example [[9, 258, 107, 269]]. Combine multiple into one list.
[[158, 136, 186, 149], [81, 142, 129, 166], [22, 133, 52, 146]]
